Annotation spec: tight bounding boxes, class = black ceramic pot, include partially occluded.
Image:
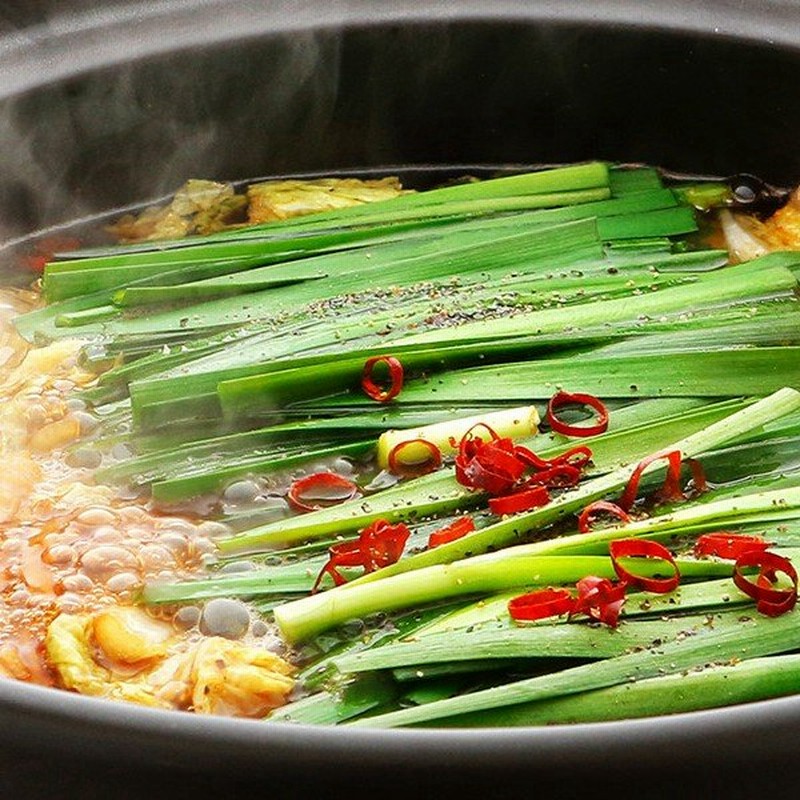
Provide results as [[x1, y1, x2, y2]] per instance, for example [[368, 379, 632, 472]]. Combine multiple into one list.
[[1, 2, 800, 798]]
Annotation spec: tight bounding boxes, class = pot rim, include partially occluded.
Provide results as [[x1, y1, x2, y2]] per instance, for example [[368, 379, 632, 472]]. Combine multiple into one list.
[[5, 673, 800, 772], [1, 0, 799, 98]]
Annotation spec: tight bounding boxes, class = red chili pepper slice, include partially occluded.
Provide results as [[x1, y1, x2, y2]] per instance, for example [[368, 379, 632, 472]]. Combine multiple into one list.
[[287, 472, 359, 513], [733, 550, 798, 616], [475, 441, 528, 482], [553, 445, 594, 470], [359, 518, 411, 570], [311, 540, 364, 592], [546, 391, 609, 438], [362, 355, 404, 402], [449, 422, 501, 457], [508, 587, 576, 622], [453, 426, 494, 486], [694, 532, 771, 560], [525, 464, 583, 489], [19, 235, 82, 273], [455, 422, 501, 447], [427, 516, 475, 549], [571, 575, 628, 628], [459, 456, 519, 495], [489, 486, 551, 516], [618, 449, 684, 512], [514, 444, 593, 472], [577, 501, 631, 533], [388, 438, 442, 477], [685, 457, 709, 495], [311, 518, 410, 592], [609, 538, 680, 593], [455, 426, 591, 498], [455, 434, 525, 495], [512, 445, 551, 470]]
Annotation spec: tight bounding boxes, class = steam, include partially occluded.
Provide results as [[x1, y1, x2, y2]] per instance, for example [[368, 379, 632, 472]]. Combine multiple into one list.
[[0, 22, 342, 254]]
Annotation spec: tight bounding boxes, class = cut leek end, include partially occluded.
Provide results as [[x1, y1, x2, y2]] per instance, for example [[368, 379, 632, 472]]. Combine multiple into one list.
[[376, 404, 540, 469]]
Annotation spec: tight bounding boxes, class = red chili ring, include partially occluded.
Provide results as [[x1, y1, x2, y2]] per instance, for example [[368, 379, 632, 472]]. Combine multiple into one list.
[[546, 391, 609, 438], [512, 445, 552, 470], [359, 518, 411, 570], [694, 532, 771, 560], [572, 575, 628, 628], [489, 486, 551, 516], [733, 550, 798, 617], [311, 539, 363, 593], [553, 445, 594, 470], [455, 422, 501, 450], [459, 457, 519, 495], [574, 575, 629, 607], [287, 472, 359, 513], [427, 516, 476, 549], [526, 464, 583, 489], [312, 518, 410, 592], [362, 355, 404, 402], [474, 442, 528, 482], [514, 444, 593, 472], [508, 587, 576, 622], [618, 449, 683, 512], [609, 538, 680, 593], [578, 501, 631, 533], [685, 457, 709, 495], [388, 438, 442, 477]]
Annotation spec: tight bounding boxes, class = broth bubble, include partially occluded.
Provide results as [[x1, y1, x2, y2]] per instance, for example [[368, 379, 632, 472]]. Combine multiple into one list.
[[174, 605, 201, 629], [199, 598, 250, 639], [76, 508, 117, 527], [80, 545, 139, 582], [105, 572, 141, 595], [223, 480, 260, 505]]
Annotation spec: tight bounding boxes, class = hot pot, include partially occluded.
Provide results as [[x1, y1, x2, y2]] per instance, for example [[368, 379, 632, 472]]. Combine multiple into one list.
[[1, 2, 799, 797]]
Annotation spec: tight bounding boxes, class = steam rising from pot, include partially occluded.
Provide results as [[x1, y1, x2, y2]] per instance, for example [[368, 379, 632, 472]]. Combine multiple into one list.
[[0, 18, 342, 248]]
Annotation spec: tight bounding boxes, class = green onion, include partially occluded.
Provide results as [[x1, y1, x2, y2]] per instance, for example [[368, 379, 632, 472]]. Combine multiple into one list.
[[216, 398, 746, 553], [266, 672, 398, 725], [271, 389, 800, 642], [346, 607, 800, 727], [22, 161, 800, 730], [430, 654, 800, 728], [331, 609, 749, 674]]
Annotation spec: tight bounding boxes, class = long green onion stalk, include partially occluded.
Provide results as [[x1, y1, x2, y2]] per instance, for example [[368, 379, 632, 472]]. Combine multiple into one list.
[[348, 610, 800, 728]]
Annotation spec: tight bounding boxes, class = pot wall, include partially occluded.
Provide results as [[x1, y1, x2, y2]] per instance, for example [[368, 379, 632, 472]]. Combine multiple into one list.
[[1, 7, 799, 239]]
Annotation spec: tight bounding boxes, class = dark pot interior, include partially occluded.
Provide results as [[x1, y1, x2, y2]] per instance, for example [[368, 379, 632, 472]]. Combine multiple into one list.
[[1, 2, 800, 797]]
